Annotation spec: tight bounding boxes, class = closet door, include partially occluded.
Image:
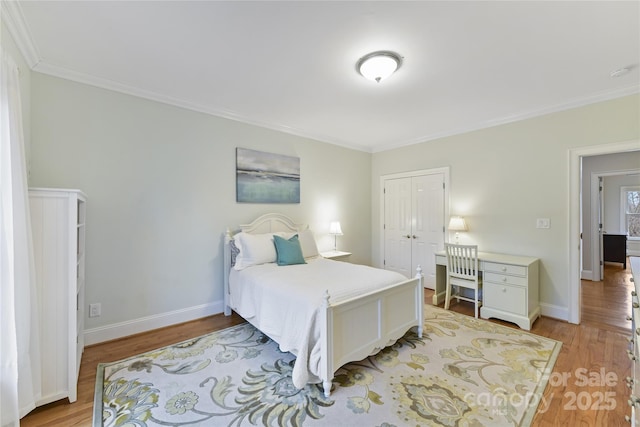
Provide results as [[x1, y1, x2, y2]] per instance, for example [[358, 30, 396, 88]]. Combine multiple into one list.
[[383, 177, 413, 277], [412, 174, 445, 289], [383, 172, 445, 288]]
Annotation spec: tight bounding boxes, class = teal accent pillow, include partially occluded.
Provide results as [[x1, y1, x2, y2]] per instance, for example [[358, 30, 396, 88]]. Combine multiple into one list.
[[273, 234, 307, 266]]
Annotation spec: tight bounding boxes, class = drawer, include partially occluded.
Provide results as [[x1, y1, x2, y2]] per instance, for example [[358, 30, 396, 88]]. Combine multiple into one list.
[[484, 272, 527, 287], [484, 262, 526, 277], [483, 282, 527, 316]]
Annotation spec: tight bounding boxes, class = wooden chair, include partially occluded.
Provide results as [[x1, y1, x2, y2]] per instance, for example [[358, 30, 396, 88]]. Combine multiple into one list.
[[444, 243, 482, 318]]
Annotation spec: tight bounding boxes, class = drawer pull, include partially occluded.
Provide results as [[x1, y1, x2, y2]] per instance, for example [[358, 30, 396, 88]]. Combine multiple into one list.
[[502, 287, 507, 293], [626, 415, 632, 423], [635, 302, 640, 309], [627, 376, 635, 384], [628, 350, 636, 361], [503, 277, 508, 282], [636, 327, 640, 336], [633, 291, 637, 296], [502, 267, 507, 272], [628, 316, 633, 321]]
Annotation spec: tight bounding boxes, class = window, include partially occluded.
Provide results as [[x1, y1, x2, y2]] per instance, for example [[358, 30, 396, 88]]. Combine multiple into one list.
[[622, 186, 640, 238]]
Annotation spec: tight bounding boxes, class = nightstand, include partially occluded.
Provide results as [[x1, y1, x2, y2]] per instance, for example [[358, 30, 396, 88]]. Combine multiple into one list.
[[321, 250, 352, 261]]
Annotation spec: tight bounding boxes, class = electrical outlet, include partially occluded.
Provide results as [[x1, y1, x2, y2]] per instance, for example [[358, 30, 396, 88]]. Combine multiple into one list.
[[536, 218, 550, 229], [89, 303, 101, 317]]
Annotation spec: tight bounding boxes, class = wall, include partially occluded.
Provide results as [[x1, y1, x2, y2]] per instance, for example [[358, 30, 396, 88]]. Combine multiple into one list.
[[372, 94, 640, 320], [29, 73, 372, 343]]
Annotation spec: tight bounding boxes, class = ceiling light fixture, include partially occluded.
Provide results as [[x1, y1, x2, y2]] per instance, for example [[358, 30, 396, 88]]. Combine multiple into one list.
[[357, 51, 402, 83]]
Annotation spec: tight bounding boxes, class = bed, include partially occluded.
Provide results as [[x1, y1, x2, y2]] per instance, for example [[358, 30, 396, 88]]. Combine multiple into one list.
[[223, 213, 423, 397]]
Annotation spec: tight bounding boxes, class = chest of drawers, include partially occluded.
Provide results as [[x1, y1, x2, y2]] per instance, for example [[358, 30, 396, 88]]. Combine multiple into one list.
[[629, 257, 640, 425]]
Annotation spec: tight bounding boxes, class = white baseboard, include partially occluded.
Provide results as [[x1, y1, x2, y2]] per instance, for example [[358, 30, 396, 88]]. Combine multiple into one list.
[[581, 270, 593, 280], [84, 300, 225, 345], [540, 302, 568, 322]]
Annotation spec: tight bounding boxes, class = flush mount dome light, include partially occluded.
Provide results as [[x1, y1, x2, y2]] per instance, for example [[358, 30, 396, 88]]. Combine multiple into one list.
[[357, 51, 402, 83]]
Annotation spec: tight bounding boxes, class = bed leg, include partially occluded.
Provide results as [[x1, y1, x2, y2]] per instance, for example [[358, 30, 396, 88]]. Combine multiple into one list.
[[323, 379, 332, 397], [415, 265, 424, 338]]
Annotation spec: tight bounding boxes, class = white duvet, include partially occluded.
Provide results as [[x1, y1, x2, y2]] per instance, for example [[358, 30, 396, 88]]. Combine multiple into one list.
[[228, 257, 409, 389]]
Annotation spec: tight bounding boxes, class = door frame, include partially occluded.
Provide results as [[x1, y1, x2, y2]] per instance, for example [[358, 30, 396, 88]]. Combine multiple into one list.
[[589, 169, 640, 281], [379, 166, 450, 275], [569, 139, 640, 324]]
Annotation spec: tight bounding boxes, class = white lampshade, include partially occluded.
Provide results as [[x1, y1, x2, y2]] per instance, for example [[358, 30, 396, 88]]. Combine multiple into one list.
[[448, 216, 468, 232], [357, 51, 402, 83], [329, 221, 343, 235]]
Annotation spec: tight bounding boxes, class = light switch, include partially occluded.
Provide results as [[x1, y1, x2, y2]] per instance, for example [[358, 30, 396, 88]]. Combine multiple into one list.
[[536, 218, 550, 229]]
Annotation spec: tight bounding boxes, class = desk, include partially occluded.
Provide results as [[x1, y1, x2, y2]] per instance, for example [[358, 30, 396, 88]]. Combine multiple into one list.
[[435, 250, 540, 330]]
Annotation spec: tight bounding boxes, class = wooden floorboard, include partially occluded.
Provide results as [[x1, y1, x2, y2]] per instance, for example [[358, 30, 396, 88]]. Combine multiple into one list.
[[21, 261, 635, 426]]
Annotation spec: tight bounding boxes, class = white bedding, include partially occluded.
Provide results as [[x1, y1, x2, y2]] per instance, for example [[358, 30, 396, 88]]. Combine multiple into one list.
[[228, 257, 409, 389]]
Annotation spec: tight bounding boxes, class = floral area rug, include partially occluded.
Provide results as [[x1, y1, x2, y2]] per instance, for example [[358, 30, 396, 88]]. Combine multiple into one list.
[[93, 305, 561, 427]]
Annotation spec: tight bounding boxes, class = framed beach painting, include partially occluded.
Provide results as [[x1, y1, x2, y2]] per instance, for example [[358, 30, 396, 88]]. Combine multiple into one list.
[[236, 148, 300, 203]]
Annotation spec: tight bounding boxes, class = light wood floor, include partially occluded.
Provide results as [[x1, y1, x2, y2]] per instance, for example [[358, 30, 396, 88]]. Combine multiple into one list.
[[22, 261, 635, 426]]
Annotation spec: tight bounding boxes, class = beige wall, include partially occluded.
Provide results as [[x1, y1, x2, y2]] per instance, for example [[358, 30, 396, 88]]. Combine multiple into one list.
[[29, 73, 372, 339], [372, 95, 640, 319]]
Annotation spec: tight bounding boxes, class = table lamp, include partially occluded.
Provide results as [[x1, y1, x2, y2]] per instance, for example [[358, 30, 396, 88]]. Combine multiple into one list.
[[329, 221, 343, 252], [448, 216, 468, 244]]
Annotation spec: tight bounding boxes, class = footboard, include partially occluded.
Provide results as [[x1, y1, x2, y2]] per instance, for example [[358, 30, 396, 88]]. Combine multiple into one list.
[[319, 268, 424, 396]]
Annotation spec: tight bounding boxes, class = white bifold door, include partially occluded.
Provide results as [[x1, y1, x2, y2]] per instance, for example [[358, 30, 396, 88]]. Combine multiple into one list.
[[383, 173, 445, 289]]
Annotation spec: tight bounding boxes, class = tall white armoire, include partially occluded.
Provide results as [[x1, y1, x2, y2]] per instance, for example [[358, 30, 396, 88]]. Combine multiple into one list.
[[29, 188, 86, 404]]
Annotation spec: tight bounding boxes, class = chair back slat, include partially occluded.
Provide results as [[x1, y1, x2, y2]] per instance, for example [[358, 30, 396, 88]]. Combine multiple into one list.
[[445, 243, 478, 280]]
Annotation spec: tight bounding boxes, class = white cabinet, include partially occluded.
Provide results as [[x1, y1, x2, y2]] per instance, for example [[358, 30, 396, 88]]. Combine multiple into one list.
[[29, 188, 86, 404], [480, 257, 540, 330]]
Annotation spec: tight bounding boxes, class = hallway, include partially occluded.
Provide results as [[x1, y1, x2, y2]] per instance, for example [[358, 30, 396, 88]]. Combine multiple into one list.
[[581, 258, 634, 333]]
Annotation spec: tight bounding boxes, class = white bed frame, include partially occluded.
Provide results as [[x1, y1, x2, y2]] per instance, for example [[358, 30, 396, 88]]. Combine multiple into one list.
[[223, 213, 423, 397]]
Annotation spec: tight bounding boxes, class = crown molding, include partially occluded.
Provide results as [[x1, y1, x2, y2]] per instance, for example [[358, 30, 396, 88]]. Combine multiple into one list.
[[33, 60, 374, 153], [372, 84, 640, 153], [29, 59, 640, 155], [1, 0, 40, 67]]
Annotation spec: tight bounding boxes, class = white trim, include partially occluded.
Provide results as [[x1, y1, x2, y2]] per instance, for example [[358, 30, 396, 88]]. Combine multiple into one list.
[[31, 61, 372, 153], [540, 302, 568, 322], [588, 171, 639, 281], [83, 300, 224, 345], [581, 270, 593, 281], [4, 0, 637, 156], [0, 0, 40, 68], [373, 85, 640, 153], [37, 56, 640, 155], [378, 167, 450, 269], [590, 173, 602, 281], [569, 139, 640, 325]]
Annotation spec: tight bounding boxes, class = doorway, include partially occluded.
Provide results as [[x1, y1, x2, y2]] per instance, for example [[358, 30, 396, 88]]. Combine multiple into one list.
[[588, 169, 640, 282], [569, 140, 640, 324]]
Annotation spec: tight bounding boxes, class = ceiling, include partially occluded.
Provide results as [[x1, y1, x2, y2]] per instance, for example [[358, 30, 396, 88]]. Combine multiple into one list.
[[6, 1, 640, 153]]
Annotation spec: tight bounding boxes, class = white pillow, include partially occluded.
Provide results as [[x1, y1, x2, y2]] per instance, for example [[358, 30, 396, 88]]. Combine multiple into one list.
[[233, 232, 278, 270], [298, 229, 320, 259]]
